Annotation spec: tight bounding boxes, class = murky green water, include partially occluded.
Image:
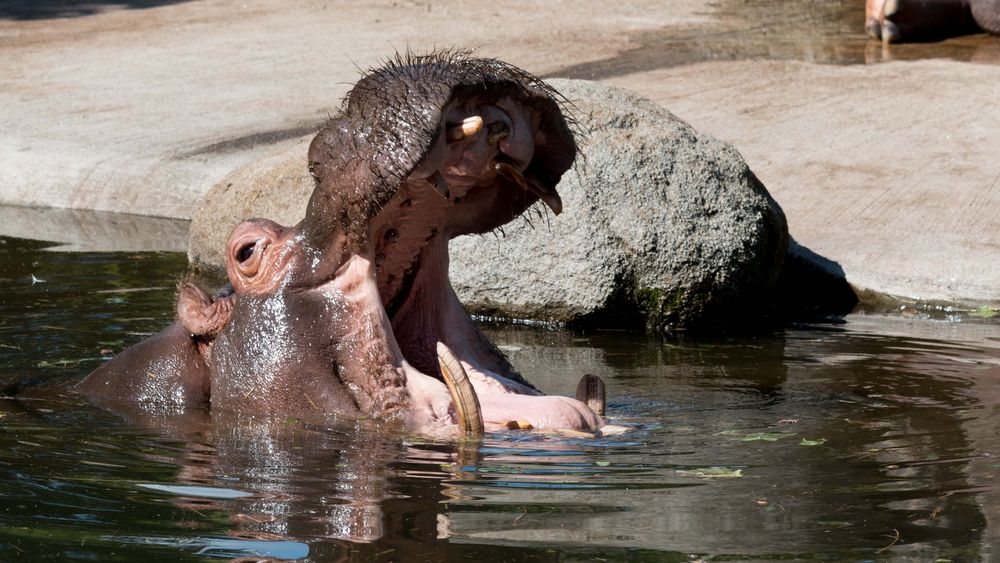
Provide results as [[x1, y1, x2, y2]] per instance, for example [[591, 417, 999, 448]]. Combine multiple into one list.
[[3, 225, 1000, 561]]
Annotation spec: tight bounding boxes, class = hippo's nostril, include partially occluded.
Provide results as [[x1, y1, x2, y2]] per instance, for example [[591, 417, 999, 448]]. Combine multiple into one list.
[[237, 243, 255, 263]]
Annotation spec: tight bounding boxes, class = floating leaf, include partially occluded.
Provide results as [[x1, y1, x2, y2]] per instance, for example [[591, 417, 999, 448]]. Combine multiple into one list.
[[969, 306, 997, 319], [677, 467, 743, 478], [37, 359, 77, 368], [741, 432, 792, 442], [37, 357, 104, 368], [137, 483, 252, 499], [800, 438, 827, 446], [80, 460, 127, 469]]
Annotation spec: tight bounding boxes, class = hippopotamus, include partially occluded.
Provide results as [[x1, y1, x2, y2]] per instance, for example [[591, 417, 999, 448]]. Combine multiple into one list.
[[78, 52, 605, 437], [866, 0, 1000, 42]]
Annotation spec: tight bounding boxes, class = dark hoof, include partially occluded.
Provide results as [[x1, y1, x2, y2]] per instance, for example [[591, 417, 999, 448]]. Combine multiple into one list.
[[866, 16, 883, 39]]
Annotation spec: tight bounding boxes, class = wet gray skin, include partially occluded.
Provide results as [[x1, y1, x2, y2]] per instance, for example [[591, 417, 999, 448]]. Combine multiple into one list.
[[78, 53, 601, 436]]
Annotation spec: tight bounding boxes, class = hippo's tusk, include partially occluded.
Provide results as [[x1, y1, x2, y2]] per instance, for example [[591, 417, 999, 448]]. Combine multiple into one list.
[[437, 342, 485, 437], [446, 116, 484, 142], [429, 171, 451, 199], [575, 374, 606, 416], [495, 161, 563, 215]]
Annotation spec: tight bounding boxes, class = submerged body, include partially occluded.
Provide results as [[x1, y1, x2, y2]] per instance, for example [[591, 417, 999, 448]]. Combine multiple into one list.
[[78, 53, 603, 437]]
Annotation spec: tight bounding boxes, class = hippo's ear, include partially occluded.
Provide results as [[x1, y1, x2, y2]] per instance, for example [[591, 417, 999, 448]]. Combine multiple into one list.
[[177, 280, 234, 337]]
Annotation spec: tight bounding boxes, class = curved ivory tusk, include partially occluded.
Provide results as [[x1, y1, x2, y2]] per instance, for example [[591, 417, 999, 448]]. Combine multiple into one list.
[[437, 342, 485, 437], [575, 374, 606, 416], [446, 116, 484, 142], [494, 160, 563, 215]]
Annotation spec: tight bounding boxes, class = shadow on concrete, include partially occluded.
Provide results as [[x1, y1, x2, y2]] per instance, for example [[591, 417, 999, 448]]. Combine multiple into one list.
[[774, 238, 858, 320], [0, 0, 191, 20]]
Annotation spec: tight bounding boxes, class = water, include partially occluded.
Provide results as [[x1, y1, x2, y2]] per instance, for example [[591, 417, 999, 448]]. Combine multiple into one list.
[[2, 219, 1000, 561]]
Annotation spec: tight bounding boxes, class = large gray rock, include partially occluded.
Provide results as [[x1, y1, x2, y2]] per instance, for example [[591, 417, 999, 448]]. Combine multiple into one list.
[[188, 79, 788, 332], [450, 79, 787, 331]]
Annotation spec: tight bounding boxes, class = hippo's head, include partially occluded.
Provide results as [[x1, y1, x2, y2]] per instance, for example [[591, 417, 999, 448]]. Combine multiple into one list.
[[190, 53, 599, 435]]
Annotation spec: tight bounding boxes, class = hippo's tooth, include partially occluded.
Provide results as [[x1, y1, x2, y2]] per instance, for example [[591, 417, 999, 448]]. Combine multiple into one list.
[[429, 171, 451, 199], [446, 116, 484, 142], [437, 342, 484, 437], [495, 161, 563, 215], [575, 374, 606, 416]]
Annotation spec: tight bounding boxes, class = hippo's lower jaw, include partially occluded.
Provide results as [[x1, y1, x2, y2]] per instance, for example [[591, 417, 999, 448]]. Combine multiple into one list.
[[317, 253, 604, 437], [397, 339, 604, 438]]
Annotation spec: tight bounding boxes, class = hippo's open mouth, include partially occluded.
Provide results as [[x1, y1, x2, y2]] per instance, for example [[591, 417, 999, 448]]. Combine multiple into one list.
[[80, 53, 603, 436], [286, 54, 604, 432]]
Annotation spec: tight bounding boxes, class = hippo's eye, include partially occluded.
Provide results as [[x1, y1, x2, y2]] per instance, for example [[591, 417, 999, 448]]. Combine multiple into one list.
[[237, 243, 255, 263]]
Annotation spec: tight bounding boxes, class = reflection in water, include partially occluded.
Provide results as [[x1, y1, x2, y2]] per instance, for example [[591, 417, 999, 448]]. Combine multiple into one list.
[[1, 234, 1000, 560], [550, 0, 1000, 80]]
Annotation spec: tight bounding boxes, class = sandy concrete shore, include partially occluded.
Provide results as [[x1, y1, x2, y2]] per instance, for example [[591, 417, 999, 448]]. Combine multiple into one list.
[[1, 0, 997, 306]]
